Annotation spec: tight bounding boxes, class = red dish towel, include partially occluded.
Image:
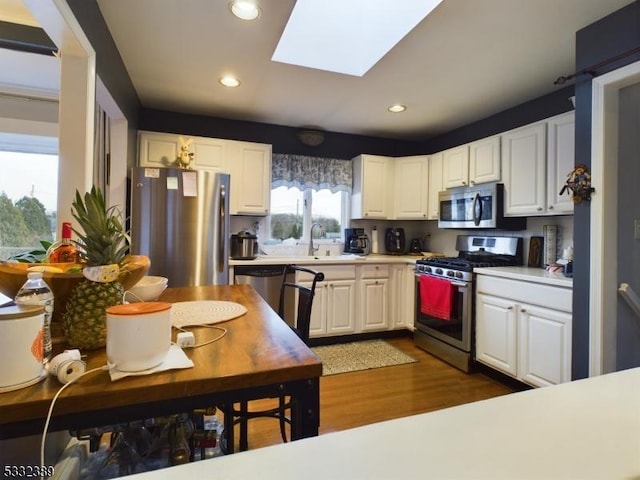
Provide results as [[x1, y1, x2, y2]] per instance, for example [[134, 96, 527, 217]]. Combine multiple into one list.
[[420, 275, 454, 321]]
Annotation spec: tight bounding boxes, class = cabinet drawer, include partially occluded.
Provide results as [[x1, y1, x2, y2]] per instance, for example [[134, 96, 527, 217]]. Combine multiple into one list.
[[297, 265, 355, 282], [477, 275, 572, 312], [360, 264, 389, 278]]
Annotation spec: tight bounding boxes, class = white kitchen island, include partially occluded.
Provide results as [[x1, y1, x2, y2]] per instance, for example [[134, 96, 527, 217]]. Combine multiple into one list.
[[126, 367, 640, 480]]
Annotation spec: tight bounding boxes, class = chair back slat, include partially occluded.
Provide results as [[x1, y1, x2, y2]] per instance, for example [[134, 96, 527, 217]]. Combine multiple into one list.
[[277, 265, 324, 345]]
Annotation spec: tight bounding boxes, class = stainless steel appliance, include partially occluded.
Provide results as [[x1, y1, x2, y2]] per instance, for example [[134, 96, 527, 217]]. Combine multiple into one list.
[[234, 265, 295, 326], [438, 183, 526, 230], [230, 230, 258, 260], [344, 228, 369, 255], [130, 167, 230, 286], [414, 235, 522, 372], [385, 228, 405, 253]]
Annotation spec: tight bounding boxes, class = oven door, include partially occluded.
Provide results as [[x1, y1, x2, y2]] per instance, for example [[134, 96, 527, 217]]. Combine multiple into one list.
[[414, 273, 472, 352]]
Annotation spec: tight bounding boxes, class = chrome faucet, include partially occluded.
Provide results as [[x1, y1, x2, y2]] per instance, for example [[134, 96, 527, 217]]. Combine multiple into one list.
[[308, 222, 324, 256]]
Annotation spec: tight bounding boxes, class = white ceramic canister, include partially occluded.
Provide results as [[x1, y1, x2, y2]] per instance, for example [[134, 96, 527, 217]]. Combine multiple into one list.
[[0, 304, 45, 391], [106, 302, 172, 372]]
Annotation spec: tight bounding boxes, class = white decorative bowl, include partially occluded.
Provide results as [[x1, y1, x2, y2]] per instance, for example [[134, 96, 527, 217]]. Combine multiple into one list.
[[126, 276, 168, 302]]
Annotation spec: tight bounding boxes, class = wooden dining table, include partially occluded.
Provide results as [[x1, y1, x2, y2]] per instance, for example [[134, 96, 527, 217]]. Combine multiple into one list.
[[0, 285, 322, 452]]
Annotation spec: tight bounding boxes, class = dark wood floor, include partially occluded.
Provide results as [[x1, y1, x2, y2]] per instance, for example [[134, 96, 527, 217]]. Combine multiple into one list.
[[229, 336, 522, 451]]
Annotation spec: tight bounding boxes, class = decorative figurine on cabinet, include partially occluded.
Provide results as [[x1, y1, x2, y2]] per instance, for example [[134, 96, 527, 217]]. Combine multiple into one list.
[[176, 137, 195, 169], [560, 164, 595, 203]]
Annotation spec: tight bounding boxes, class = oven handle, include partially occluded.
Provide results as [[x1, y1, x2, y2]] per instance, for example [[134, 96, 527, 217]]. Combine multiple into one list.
[[472, 192, 481, 226], [414, 273, 470, 289]]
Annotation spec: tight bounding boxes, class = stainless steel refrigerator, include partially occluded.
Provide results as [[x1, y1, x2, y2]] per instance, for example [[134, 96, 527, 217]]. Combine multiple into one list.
[[130, 167, 230, 286]]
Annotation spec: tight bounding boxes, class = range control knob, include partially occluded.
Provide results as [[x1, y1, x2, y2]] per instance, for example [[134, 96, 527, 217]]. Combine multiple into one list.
[[435, 268, 443, 275], [455, 271, 463, 279], [446, 270, 454, 277]]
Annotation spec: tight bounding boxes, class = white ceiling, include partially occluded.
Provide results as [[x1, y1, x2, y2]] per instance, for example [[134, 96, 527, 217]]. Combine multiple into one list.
[[0, 0, 636, 141]]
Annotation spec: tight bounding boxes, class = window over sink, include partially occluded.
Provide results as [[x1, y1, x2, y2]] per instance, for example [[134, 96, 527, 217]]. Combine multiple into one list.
[[267, 154, 352, 248], [267, 186, 347, 244]]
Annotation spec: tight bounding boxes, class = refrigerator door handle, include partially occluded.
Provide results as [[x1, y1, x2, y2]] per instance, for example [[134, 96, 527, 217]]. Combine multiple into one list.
[[219, 183, 226, 273]]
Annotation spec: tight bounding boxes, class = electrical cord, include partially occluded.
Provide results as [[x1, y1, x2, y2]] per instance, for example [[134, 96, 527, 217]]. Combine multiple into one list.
[[40, 365, 109, 480], [174, 325, 227, 348]]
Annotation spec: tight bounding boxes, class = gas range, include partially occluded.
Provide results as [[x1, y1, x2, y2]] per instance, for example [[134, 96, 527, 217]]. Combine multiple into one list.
[[415, 235, 523, 282], [413, 235, 523, 372]]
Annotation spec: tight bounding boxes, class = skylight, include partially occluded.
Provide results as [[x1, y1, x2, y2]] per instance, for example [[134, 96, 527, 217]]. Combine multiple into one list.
[[271, 0, 442, 77]]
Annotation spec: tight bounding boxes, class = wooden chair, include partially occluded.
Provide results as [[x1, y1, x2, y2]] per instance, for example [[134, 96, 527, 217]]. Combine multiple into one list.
[[222, 264, 324, 453]]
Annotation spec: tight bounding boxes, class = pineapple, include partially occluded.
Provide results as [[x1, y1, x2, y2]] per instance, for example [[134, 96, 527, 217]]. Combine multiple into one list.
[[63, 186, 130, 350]]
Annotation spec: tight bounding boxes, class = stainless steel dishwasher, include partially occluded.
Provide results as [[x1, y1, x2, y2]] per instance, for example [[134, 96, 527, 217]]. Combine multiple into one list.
[[234, 265, 295, 326]]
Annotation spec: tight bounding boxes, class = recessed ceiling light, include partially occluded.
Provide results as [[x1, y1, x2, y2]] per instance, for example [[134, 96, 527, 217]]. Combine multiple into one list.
[[219, 75, 241, 87], [229, 1, 261, 21], [388, 104, 406, 113]]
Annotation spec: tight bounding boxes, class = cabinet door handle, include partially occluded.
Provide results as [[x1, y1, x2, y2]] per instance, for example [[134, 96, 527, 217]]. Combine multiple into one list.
[[537, 207, 543, 211], [549, 205, 554, 210], [521, 308, 527, 313], [507, 306, 513, 310]]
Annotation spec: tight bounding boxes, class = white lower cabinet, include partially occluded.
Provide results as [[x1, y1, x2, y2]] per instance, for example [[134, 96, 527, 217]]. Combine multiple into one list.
[[358, 264, 390, 332], [299, 266, 356, 338], [475, 275, 572, 387], [297, 262, 414, 338], [389, 264, 415, 330]]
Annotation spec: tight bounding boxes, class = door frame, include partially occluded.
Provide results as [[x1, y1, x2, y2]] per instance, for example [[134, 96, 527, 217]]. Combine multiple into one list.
[[590, 59, 640, 376]]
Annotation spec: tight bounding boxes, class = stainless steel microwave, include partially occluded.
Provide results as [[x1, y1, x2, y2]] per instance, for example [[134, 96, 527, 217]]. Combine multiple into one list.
[[437, 183, 526, 230]]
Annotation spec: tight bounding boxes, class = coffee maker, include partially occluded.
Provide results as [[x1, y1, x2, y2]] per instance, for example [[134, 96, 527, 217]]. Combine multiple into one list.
[[344, 228, 369, 255]]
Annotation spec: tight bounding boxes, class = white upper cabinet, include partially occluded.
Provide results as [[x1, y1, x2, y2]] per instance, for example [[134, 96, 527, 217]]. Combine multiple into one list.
[[228, 141, 272, 216], [443, 137, 500, 189], [393, 155, 429, 219], [351, 154, 393, 219], [468, 135, 501, 185], [192, 138, 227, 172], [501, 122, 547, 216], [501, 112, 575, 216], [138, 131, 272, 216], [427, 152, 443, 220], [442, 145, 469, 188], [546, 112, 575, 214], [138, 131, 181, 168]]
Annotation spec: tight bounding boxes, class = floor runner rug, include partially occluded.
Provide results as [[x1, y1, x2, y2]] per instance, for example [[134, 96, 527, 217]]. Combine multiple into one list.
[[312, 339, 418, 376]]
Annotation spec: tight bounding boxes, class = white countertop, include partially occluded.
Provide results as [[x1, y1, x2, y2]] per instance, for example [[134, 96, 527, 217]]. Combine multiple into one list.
[[230, 254, 423, 267], [474, 266, 573, 288], [127, 367, 640, 480]]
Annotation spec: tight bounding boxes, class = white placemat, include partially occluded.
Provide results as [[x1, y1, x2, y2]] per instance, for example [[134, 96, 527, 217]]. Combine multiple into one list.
[[171, 300, 248, 327]]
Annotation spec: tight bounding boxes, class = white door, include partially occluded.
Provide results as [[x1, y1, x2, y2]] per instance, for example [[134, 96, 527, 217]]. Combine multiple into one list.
[[590, 61, 640, 375], [519, 303, 572, 387], [476, 293, 518, 376], [501, 122, 546, 215], [360, 279, 388, 331], [326, 280, 356, 335]]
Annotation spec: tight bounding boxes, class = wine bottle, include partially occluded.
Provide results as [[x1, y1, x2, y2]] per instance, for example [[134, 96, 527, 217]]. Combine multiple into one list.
[[48, 222, 78, 263]]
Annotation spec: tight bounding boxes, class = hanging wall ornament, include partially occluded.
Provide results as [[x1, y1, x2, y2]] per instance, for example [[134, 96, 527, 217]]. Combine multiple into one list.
[[559, 164, 595, 203]]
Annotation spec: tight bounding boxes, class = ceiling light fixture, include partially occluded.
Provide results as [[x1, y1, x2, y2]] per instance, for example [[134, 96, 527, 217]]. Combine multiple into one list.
[[219, 75, 241, 87], [388, 104, 406, 113], [229, 1, 261, 21]]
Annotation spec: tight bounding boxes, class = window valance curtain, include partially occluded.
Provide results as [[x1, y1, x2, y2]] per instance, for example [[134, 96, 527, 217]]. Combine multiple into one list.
[[272, 154, 352, 193]]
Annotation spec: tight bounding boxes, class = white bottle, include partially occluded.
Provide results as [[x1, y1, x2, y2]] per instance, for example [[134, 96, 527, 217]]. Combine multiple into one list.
[[371, 226, 379, 254], [15, 272, 54, 362]]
